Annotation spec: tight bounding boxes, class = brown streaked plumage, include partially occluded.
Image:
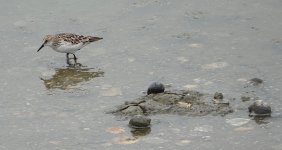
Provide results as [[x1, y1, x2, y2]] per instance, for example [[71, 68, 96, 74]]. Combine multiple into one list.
[[37, 33, 103, 63]]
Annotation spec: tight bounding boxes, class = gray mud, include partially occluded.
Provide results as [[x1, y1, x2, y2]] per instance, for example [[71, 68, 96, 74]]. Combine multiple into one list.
[[0, 0, 282, 150]]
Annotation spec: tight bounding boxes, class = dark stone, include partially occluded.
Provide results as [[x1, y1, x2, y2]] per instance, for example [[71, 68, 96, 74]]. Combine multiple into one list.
[[241, 96, 251, 102], [147, 82, 165, 95], [248, 100, 271, 116], [249, 78, 263, 86], [214, 92, 223, 99], [129, 115, 151, 128]]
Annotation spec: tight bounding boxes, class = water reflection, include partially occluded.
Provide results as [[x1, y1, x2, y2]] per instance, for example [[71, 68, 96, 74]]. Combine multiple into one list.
[[130, 127, 151, 138], [41, 65, 104, 90], [112, 127, 151, 145], [253, 116, 271, 125]]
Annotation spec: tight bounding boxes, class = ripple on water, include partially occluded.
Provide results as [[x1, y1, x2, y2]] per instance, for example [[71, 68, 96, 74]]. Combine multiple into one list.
[[226, 118, 250, 126]]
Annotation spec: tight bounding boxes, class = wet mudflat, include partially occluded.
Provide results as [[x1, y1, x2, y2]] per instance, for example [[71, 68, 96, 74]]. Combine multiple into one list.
[[0, 0, 282, 149]]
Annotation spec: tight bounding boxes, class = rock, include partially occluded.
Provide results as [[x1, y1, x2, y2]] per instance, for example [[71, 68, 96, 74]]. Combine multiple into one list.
[[138, 99, 166, 114], [121, 106, 144, 116], [147, 82, 165, 95], [249, 78, 263, 86], [241, 96, 251, 102], [248, 100, 271, 117], [213, 92, 229, 105], [129, 115, 151, 128], [214, 92, 223, 99], [110, 89, 233, 117], [152, 93, 182, 105], [182, 91, 203, 104]]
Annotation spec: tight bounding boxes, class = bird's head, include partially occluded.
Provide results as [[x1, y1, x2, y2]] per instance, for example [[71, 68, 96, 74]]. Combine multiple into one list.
[[37, 35, 54, 52]]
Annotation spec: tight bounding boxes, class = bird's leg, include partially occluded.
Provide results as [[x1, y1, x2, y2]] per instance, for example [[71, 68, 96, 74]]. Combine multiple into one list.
[[73, 54, 77, 64], [73, 54, 77, 60], [66, 53, 71, 65]]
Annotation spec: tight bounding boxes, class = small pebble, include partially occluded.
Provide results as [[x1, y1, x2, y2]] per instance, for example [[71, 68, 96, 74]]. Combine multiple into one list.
[[241, 96, 251, 102], [249, 78, 263, 86], [213, 92, 229, 104], [248, 100, 271, 116], [214, 92, 223, 99]]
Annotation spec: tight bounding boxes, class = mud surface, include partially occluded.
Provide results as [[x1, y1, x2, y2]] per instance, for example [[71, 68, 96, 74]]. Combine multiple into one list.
[[0, 0, 282, 150]]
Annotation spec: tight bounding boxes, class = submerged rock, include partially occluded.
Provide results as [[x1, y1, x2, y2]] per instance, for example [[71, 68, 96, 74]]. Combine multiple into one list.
[[249, 78, 263, 86], [129, 115, 151, 128], [214, 92, 223, 100], [213, 92, 229, 105], [241, 96, 251, 102], [248, 100, 271, 117], [147, 82, 165, 95]]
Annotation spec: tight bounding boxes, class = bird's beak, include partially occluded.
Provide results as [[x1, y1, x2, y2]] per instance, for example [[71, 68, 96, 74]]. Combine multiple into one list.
[[37, 43, 44, 52]]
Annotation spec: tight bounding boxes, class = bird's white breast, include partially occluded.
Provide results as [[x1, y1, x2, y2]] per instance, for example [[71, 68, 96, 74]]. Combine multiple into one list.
[[52, 41, 86, 54]]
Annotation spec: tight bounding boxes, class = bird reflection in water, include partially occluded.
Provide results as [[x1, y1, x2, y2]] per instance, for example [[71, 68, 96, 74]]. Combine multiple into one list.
[[41, 64, 104, 90]]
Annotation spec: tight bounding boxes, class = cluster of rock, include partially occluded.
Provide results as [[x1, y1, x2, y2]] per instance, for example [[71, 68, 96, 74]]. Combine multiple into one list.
[[110, 83, 234, 118], [110, 79, 272, 128]]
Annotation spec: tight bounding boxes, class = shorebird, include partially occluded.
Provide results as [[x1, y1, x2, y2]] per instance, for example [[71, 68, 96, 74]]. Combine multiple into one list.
[[37, 33, 103, 63]]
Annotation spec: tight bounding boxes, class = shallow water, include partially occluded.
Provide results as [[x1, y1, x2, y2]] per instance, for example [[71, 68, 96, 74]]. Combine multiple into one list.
[[0, 0, 282, 149]]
